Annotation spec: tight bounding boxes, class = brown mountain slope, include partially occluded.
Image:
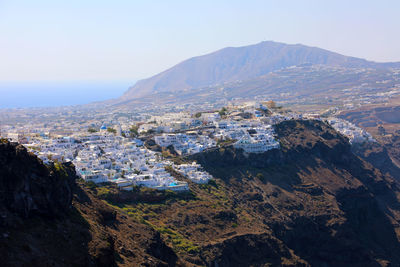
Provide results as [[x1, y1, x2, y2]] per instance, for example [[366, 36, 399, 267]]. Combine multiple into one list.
[[120, 41, 400, 100]]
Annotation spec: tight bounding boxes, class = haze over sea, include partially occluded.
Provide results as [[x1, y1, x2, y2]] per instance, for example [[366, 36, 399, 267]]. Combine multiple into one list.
[[0, 81, 132, 109]]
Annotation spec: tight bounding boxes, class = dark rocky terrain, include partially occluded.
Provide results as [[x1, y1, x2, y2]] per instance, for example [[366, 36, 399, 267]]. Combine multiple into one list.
[[352, 141, 400, 181], [339, 102, 400, 172], [0, 140, 76, 219], [1, 120, 400, 266], [0, 140, 180, 267]]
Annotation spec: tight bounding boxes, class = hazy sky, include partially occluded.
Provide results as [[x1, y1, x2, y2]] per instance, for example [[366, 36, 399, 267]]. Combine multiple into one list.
[[1, 0, 400, 82]]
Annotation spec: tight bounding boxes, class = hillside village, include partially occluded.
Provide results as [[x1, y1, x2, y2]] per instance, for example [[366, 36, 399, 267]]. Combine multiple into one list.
[[327, 118, 375, 143], [0, 101, 375, 192]]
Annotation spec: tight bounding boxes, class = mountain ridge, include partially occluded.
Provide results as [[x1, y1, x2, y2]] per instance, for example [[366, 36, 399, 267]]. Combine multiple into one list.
[[120, 41, 400, 101]]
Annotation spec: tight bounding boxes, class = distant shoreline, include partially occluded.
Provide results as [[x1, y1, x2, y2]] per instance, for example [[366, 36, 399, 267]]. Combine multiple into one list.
[[0, 81, 132, 108]]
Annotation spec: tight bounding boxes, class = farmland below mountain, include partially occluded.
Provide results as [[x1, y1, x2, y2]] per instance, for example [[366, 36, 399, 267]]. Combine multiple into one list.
[[2, 120, 400, 266]]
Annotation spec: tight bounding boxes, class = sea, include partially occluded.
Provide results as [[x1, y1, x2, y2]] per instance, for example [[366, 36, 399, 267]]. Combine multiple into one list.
[[0, 81, 133, 109]]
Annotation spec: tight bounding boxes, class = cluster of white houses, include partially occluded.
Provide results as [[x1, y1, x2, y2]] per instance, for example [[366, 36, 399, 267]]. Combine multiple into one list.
[[0, 101, 378, 192], [327, 118, 375, 143], [155, 133, 216, 155], [23, 132, 213, 191], [174, 162, 213, 184], [213, 120, 281, 153]]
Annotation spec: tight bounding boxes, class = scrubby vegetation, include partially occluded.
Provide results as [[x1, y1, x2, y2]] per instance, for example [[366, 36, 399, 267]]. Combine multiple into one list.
[[216, 137, 235, 147], [218, 107, 228, 116], [129, 125, 139, 137], [155, 226, 200, 254], [53, 161, 68, 178], [107, 127, 117, 134]]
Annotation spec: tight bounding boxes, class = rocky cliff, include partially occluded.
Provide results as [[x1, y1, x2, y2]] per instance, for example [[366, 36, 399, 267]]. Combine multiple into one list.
[[352, 141, 400, 180], [0, 140, 76, 218], [0, 139, 179, 267]]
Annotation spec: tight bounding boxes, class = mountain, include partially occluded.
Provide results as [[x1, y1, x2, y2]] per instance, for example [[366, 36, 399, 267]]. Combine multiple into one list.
[[3, 120, 400, 266], [120, 41, 400, 101]]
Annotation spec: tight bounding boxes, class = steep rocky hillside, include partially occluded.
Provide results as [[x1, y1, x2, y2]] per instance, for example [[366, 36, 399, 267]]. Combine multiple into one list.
[[2, 120, 400, 266], [352, 141, 400, 181], [184, 120, 400, 266], [0, 140, 179, 267], [0, 139, 76, 219], [338, 103, 400, 173]]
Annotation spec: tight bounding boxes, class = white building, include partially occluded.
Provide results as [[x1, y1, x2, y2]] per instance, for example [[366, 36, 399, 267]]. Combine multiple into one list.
[[234, 135, 279, 153]]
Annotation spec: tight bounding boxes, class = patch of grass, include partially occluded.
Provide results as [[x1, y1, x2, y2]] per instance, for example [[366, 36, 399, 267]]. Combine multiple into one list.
[[84, 181, 97, 190], [217, 138, 235, 147], [53, 162, 68, 178], [156, 226, 200, 254], [207, 179, 219, 188], [209, 188, 228, 201], [96, 187, 112, 199], [112, 201, 201, 254], [198, 179, 219, 191]]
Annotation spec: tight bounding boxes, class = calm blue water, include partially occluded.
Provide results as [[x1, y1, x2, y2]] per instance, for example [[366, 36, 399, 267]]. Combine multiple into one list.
[[0, 81, 133, 108]]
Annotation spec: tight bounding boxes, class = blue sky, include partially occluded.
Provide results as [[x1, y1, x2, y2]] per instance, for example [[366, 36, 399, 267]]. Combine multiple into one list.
[[1, 0, 400, 82]]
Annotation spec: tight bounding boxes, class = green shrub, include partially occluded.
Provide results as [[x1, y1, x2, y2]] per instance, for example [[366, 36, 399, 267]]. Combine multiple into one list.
[[85, 181, 97, 189], [219, 107, 228, 116], [53, 162, 68, 178], [96, 187, 112, 199], [207, 179, 218, 188], [107, 127, 117, 134], [129, 125, 139, 137], [156, 226, 200, 254], [256, 173, 266, 182]]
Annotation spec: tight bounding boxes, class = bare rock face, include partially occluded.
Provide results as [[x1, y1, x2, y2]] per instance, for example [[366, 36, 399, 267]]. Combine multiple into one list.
[[352, 141, 400, 180], [200, 233, 306, 266], [0, 140, 76, 219]]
